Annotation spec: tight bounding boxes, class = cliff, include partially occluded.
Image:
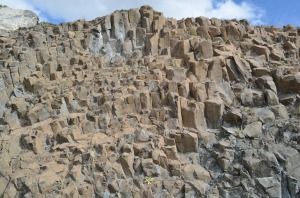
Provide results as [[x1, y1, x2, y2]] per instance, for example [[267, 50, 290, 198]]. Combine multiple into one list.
[[0, 5, 300, 197]]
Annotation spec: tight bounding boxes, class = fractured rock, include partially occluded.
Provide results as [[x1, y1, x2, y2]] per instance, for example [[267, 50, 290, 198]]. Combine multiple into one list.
[[243, 121, 262, 138], [256, 177, 281, 198], [183, 164, 211, 183], [204, 98, 224, 129], [0, 5, 300, 198], [181, 101, 207, 131], [0, 6, 38, 32]]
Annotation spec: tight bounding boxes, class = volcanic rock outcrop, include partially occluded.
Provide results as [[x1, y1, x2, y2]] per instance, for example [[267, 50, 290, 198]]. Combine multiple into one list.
[[0, 5, 300, 198], [0, 6, 39, 34]]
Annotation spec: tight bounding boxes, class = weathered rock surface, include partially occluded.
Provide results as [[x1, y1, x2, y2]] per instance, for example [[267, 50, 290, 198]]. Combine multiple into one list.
[[0, 6, 38, 33], [0, 5, 300, 198]]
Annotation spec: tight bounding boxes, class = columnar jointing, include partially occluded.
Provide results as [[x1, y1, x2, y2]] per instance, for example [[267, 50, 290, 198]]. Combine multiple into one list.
[[0, 5, 300, 198]]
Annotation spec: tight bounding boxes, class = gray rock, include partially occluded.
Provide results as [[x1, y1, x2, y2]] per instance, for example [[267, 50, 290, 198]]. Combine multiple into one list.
[[240, 89, 265, 107], [0, 6, 38, 32], [256, 177, 281, 198], [0, 77, 9, 117], [265, 90, 280, 106], [253, 107, 275, 123], [134, 128, 150, 142], [204, 98, 224, 129], [270, 105, 289, 119], [243, 121, 262, 138], [243, 150, 280, 178]]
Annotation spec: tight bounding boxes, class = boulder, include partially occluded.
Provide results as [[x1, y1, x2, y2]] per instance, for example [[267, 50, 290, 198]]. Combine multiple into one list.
[[198, 130, 216, 147], [265, 90, 280, 106], [240, 89, 265, 107], [270, 105, 289, 119], [223, 108, 242, 126], [253, 108, 275, 123], [243, 121, 262, 138], [0, 6, 38, 32]]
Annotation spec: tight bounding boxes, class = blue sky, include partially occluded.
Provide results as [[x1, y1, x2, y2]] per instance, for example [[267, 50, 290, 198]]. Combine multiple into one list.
[[241, 0, 300, 27], [1, 0, 299, 27]]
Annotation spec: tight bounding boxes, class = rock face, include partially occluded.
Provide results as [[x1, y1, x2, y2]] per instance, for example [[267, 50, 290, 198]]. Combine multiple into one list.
[[0, 6, 38, 33], [0, 5, 300, 198]]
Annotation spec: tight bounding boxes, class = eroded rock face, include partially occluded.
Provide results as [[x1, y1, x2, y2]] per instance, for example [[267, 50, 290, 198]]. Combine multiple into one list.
[[0, 6, 38, 33], [0, 5, 300, 198]]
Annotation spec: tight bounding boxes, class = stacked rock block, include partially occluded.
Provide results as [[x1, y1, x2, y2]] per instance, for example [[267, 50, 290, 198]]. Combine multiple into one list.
[[0, 5, 300, 197]]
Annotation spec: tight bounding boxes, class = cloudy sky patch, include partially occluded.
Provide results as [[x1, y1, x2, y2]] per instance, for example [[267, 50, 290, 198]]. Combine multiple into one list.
[[3, 0, 295, 26]]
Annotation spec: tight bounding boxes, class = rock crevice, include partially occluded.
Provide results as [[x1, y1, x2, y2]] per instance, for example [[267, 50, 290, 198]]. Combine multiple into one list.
[[0, 5, 300, 198]]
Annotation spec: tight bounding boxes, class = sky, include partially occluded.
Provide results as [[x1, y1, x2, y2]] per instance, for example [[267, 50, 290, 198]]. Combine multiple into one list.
[[1, 0, 299, 27]]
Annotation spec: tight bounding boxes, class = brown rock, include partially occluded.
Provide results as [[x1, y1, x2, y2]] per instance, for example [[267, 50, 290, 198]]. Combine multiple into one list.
[[172, 39, 191, 58], [183, 164, 211, 183], [283, 41, 297, 51], [196, 16, 211, 27], [197, 40, 214, 59], [38, 171, 61, 194], [174, 131, 198, 153], [152, 149, 167, 168], [256, 75, 277, 94], [166, 66, 186, 82], [1, 5, 300, 197], [181, 101, 207, 131], [251, 45, 270, 61], [120, 152, 135, 177], [233, 56, 252, 82], [198, 130, 216, 147], [142, 158, 159, 176], [164, 145, 179, 160], [209, 26, 222, 38], [223, 108, 242, 125], [196, 26, 211, 40], [146, 32, 159, 55], [207, 58, 223, 83], [185, 181, 209, 197], [240, 89, 265, 107], [270, 105, 289, 119], [280, 73, 300, 94], [190, 82, 207, 102], [204, 98, 224, 129], [27, 104, 51, 124], [191, 60, 208, 82]]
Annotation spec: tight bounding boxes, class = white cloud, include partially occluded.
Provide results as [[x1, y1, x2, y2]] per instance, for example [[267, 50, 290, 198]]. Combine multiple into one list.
[[1, 0, 48, 21], [2, 0, 33, 10], [3, 0, 264, 24]]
